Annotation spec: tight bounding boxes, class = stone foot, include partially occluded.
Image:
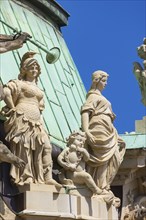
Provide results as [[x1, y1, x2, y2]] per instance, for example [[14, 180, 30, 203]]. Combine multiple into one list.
[[45, 179, 62, 188]]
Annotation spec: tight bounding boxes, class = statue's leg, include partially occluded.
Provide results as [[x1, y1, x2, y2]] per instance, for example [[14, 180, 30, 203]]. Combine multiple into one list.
[[73, 171, 102, 194], [58, 169, 74, 185], [93, 163, 109, 190], [33, 142, 44, 184], [42, 138, 61, 187]]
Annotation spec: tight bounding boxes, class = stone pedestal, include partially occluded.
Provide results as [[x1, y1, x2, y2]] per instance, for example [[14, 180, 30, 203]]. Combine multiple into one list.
[[8, 184, 118, 220], [0, 184, 119, 219]]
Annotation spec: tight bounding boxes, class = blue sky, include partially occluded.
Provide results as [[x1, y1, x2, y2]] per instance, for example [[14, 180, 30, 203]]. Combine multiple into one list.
[[57, 0, 146, 134]]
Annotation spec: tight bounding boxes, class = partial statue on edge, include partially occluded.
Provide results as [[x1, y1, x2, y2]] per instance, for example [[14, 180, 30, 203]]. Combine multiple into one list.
[[0, 32, 31, 54], [0, 32, 31, 101], [2, 51, 61, 187], [0, 32, 31, 168], [0, 141, 25, 168], [133, 38, 146, 106], [81, 70, 126, 193]]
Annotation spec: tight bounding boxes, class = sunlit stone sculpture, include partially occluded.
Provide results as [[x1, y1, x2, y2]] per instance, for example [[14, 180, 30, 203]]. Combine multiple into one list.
[[133, 38, 146, 106], [0, 32, 31, 54], [0, 141, 26, 168], [81, 70, 126, 193], [57, 130, 121, 206], [0, 32, 30, 167], [57, 130, 104, 195], [2, 51, 61, 187]]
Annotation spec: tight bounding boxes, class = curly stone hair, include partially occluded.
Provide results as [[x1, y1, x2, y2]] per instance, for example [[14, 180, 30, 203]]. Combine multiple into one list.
[[66, 130, 86, 147]]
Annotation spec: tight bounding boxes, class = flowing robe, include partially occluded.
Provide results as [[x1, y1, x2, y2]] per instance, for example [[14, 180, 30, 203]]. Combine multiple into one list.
[[4, 79, 52, 185], [81, 90, 125, 189]]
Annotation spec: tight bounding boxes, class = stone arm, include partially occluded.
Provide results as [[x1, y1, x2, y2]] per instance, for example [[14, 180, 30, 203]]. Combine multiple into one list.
[[57, 148, 77, 172], [133, 62, 143, 85], [0, 141, 26, 168], [81, 111, 95, 144], [0, 83, 4, 101], [39, 96, 47, 127], [57, 149, 74, 171], [39, 97, 45, 112], [77, 147, 90, 162], [3, 87, 15, 109], [0, 32, 31, 54]]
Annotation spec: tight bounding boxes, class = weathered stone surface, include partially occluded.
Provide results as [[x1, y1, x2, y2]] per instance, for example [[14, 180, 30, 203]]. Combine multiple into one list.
[[133, 38, 146, 106], [2, 51, 60, 187], [81, 70, 125, 193]]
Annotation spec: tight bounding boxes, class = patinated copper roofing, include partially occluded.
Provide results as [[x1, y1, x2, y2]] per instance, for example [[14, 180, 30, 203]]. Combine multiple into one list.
[[120, 133, 146, 149], [0, 0, 86, 148]]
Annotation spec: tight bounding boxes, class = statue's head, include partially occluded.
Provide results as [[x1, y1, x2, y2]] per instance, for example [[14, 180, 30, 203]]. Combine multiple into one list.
[[19, 51, 41, 83], [92, 70, 109, 83], [66, 130, 86, 148], [91, 70, 109, 92]]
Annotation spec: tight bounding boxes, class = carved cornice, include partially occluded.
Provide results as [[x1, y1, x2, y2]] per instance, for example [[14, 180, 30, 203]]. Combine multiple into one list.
[[13, 0, 70, 27]]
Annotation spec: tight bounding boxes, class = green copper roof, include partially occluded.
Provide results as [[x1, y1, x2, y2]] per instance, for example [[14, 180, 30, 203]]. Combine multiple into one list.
[[0, 0, 86, 148], [120, 133, 146, 149]]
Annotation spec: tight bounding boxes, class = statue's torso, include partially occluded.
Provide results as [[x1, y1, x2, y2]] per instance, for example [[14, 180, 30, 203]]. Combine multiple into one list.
[[15, 81, 43, 121]]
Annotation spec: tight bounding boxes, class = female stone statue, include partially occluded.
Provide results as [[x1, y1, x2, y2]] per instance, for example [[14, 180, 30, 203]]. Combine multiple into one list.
[[81, 70, 125, 192], [0, 32, 30, 168], [3, 51, 60, 187]]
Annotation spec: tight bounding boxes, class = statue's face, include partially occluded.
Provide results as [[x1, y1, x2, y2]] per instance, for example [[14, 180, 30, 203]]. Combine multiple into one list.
[[97, 76, 108, 91], [25, 62, 39, 79], [73, 135, 85, 148]]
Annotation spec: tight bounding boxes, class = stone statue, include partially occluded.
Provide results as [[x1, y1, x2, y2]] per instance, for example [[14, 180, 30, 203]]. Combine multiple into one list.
[[57, 130, 104, 196], [0, 32, 31, 168], [0, 32, 31, 100], [133, 38, 146, 106], [2, 51, 61, 187], [81, 70, 126, 192], [0, 141, 25, 168], [0, 32, 31, 54]]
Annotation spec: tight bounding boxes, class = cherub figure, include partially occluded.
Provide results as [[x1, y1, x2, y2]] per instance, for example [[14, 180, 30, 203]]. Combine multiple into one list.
[[57, 131, 103, 195]]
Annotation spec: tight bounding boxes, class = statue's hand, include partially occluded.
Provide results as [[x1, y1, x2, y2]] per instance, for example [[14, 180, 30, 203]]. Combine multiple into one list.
[[76, 146, 84, 152], [13, 32, 32, 43], [63, 163, 70, 170], [68, 163, 77, 171], [14, 158, 26, 168], [86, 131, 95, 144]]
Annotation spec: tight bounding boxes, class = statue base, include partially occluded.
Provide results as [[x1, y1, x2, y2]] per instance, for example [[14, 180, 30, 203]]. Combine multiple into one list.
[[1, 183, 119, 220]]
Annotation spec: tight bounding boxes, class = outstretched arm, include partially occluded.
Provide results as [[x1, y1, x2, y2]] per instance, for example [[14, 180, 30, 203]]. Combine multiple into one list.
[[0, 32, 31, 54]]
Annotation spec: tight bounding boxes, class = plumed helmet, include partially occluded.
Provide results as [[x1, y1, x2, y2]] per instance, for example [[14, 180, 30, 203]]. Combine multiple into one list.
[[18, 51, 41, 81]]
